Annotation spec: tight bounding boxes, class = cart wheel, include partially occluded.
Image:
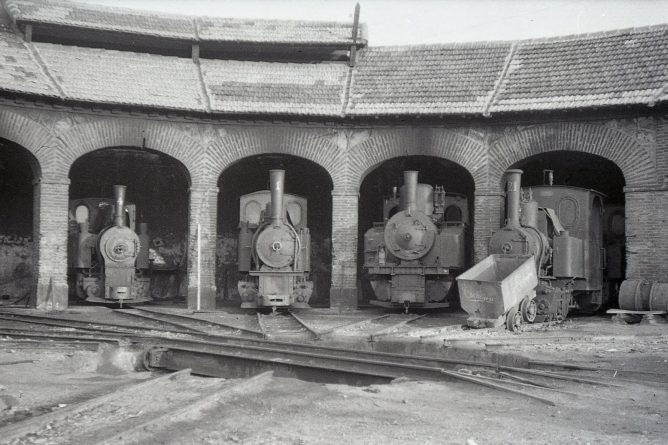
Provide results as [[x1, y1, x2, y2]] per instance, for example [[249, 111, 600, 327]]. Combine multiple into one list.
[[506, 307, 523, 332], [520, 297, 537, 323]]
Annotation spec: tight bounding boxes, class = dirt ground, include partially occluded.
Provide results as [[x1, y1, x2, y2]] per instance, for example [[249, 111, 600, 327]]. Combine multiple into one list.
[[0, 315, 667, 444]]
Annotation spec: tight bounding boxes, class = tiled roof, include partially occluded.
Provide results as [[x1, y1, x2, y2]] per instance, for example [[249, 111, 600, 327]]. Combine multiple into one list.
[[345, 25, 668, 116], [33, 42, 207, 111], [0, 30, 59, 97], [0, 0, 665, 118], [197, 17, 359, 45], [489, 26, 668, 112], [4, 0, 193, 39], [346, 43, 512, 115], [201, 60, 348, 116], [3, 0, 362, 45]]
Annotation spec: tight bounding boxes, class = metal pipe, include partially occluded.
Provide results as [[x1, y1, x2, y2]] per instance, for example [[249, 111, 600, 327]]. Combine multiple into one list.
[[113, 185, 127, 227], [505, 169, 523, 228], [403, 171, 418, 214], [269, 169, 285, 225]]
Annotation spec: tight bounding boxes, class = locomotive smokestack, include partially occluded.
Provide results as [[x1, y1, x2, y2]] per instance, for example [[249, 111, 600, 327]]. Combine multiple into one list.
[[505, 169, 523, 228], [113, 185, 127, 227], [404, 171, 418, 214], [269, 169, 285, 225]]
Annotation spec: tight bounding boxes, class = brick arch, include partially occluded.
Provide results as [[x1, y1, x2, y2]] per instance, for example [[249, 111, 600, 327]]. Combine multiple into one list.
[[0, 108, 66, 179], [57, 118, 208, 185], [209, 126, 342, 186], [349, 128, 486, 191], [489, 123, 657, 189]]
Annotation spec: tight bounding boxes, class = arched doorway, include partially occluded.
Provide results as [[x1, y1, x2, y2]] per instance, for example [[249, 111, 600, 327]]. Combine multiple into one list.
[[217, 154, 333, 307], [0, 138, 40, 306], [69, 147, 190, 304], [358, 155, 475, 307], [509, 151, 626, 306]]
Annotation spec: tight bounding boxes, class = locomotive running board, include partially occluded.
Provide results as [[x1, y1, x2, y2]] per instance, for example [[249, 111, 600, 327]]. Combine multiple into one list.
[[368, 300, 450, 309]]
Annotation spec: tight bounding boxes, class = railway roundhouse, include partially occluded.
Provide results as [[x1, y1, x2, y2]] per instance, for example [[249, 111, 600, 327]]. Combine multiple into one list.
[[0, 0, 667, 310]]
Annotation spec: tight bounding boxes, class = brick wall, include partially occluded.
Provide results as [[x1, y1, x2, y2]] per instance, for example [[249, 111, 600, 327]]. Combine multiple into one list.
[[625, 190, 668, 280], [2, 104, 668, 310], [473, 192, 504, 263], [330, 191, 359, 308], [33, 178, 70, 310], [625, 115, 668, 281], [187, 181, 219, 310]]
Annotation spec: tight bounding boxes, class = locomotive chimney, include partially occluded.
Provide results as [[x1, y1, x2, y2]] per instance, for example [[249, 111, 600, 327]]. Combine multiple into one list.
[[403, 171, 418, 215], [113, 185, 127, 228], [505, 169, 523, 228], [269, 169, 285, 225]]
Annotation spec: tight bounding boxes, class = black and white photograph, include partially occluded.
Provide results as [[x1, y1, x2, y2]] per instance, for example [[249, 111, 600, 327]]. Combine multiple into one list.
[[0, 0, 667, 443]]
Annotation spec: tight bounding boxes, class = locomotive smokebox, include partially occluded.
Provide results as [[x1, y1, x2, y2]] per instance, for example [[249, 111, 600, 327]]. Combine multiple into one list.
[[505, 169, 523, 228], [403, 171, 418, 214], [269, 169, 285, 225], [113, 185, 127, 227]]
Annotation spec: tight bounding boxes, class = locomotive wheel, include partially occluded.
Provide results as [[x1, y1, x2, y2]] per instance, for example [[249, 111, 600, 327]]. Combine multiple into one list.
[[505, 306, 523, 332], [520, 297, 537, 323]]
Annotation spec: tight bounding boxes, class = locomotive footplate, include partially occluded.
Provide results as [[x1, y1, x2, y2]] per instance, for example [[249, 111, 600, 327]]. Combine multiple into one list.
[[365, 266, 450, 275], [368, 299, 450, 309]]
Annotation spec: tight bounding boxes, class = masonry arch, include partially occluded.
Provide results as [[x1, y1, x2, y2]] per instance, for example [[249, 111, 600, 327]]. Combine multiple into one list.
[[68, 146, 191, 303], [0, 109, 59, 176], [0, 137, 41, 305], [489, 123, 657, 189], [209, 126, 346, 190], [217, 153, 334, 307], [349, 128, 487, 192], [57, 118, 207, 185], [357, 155, 475, 305]]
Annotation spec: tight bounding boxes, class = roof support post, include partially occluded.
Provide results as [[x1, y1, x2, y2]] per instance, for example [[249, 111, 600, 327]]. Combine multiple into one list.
[[24, 24, 32, 42], [192, 43, 200, 63], [349, 3, 360, 67]]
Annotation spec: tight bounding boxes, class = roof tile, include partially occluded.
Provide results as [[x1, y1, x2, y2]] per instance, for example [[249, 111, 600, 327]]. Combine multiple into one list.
[[33, 42, 207, 111], [346, 42, 512, 115], [0, 29, 59, 97], [5, 0, 360, 45], [201, 60, 348, 115], [490, 27, 668, 111]]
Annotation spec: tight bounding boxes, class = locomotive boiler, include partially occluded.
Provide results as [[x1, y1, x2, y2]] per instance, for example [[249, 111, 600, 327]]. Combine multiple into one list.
[[68, 185, 151, 304], [237, 170, 313, 309], [363, 171, 468, 311], [458, 169, 607, 330]]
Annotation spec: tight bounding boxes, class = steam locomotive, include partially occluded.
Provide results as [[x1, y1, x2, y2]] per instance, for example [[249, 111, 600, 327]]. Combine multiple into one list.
[[363, 171, 468, 311], [68, 185, 151, 304], [237, 170, 313, 309], [459, 169, 607, 330]]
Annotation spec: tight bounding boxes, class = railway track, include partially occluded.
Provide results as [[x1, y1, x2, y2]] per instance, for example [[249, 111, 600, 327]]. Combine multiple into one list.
[[0, 369, 273, 445], [1, 310, 666, 408]]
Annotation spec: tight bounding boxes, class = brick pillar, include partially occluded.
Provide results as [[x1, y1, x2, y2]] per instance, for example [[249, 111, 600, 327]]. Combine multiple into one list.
[[625, 188, 668, 280], [187, 182, 219, 310], [33, 177, 70, 310], [330, 189, 359, 309], [473, 191, 504, 263]]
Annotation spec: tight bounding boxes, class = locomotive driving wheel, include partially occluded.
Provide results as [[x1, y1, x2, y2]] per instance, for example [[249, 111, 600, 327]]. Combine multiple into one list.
[[520, 297, 537, 323], [505, 305, 523, 332]]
